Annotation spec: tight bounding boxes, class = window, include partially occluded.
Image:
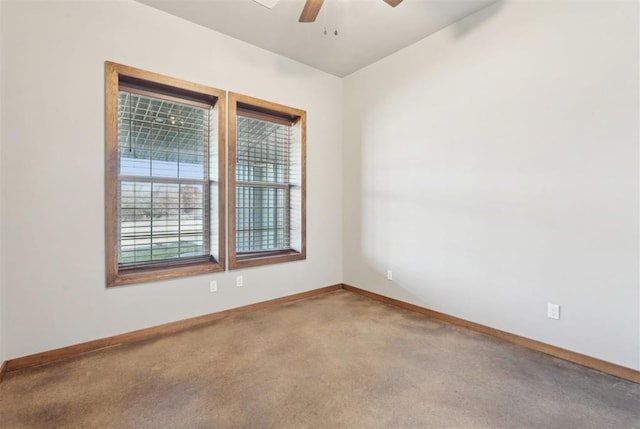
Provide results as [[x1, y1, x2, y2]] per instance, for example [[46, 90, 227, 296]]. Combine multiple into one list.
[[105, 62, 225, 286], [228, 93, 306, 269]]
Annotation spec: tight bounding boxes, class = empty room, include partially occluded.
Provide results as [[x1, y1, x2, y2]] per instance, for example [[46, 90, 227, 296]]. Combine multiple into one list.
[[0, 0, 638, 427]]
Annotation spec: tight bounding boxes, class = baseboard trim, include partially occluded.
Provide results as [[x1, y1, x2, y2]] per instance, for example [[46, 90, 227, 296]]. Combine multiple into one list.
[[4, 282, 638, 385], [342, 284, 640, 384], [4, 284, 342, 374]]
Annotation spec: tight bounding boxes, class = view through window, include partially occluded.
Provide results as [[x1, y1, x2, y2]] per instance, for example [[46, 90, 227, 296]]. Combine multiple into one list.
[[235, 114, 291, 253], [118, 90, 212, 265]]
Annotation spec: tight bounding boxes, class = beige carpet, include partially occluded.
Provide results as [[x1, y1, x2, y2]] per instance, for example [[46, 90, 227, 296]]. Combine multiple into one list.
[[0, 289, 638, 428]]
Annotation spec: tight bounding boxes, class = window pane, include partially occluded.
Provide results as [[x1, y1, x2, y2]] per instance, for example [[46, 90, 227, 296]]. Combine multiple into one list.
[[120, 181, 152, 264], [236, 116, 289, 184], [236, 185, 289, 252], [118, 92, 208, 179]]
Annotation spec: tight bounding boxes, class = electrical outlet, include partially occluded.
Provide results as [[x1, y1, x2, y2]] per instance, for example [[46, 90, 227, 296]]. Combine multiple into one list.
[[547, 303, 560, 320], [236, 275, 243, 287], [386, 270, 393, 281], [209, 280, 217, 293]]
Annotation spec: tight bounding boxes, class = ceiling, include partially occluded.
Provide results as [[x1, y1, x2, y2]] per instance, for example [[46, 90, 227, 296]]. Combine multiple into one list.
[[135, 0, 497, 77]]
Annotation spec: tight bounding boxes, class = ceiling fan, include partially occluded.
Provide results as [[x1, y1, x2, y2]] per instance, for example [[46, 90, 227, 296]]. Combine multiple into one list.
[[299, 0, 403, 22], [252, 0, 404, 23]]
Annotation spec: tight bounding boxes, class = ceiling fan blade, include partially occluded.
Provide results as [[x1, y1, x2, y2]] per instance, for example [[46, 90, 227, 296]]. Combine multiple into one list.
[[299, 0, 324, 23], [383, 0, 403, 6]]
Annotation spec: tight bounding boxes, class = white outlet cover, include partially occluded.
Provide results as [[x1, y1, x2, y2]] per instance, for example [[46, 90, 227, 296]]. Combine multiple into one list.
[[547, 303, 560, 320]]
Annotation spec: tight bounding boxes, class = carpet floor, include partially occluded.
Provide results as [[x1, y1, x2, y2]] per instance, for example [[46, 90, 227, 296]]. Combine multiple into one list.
[[0, 289, 638, 428]]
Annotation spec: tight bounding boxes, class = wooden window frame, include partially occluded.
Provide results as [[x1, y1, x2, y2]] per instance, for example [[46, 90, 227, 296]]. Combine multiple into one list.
[[105, 62, 226, 287], [228, 92, 306, 270]]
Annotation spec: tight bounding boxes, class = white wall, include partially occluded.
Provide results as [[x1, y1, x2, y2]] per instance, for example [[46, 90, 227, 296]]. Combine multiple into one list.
[[0, 0, 342, 359], [343, 0, 640, 370]]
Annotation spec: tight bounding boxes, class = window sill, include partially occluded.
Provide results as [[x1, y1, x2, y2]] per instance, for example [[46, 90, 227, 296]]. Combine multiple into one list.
[[107, 258, 224, 287], [230, 249, 305, 270]]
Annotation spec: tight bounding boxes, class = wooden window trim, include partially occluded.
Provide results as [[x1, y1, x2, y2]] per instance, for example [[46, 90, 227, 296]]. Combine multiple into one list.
[[228, 92, 306, 270], [105, 61, 226, 287]]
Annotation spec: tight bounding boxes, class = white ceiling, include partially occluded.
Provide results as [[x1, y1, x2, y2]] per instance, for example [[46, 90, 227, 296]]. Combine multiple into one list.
[[136, 0, 496, 77]]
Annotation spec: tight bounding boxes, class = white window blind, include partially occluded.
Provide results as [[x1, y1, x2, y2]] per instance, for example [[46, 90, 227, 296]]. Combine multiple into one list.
[[117, 89, 214, 268], [235, 113, 293, 253]]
